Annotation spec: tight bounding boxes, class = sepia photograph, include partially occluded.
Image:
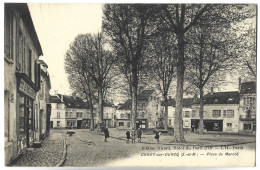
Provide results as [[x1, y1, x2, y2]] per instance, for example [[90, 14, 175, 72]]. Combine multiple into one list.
[[2, 0, 257, 168]]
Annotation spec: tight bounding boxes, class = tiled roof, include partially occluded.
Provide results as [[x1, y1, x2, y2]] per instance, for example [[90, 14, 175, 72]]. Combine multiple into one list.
[[240, 81, 256, 94], [161, 98, 194, 107], [61, 94, 89, 109], [50, 95, 62, 103], [202, 91, 239, 104], [137, 90, 154, 100], [118, 90, 155, 110], [118, 99, 132, 110]]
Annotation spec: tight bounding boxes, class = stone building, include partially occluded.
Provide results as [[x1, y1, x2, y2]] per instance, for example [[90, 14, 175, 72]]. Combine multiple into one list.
[[4, 3, 43, 165], [238, 81, 256, 135]]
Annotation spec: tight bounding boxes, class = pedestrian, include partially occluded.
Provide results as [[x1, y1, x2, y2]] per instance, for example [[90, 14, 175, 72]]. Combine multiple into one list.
[[131, 129, 136, 143], [155, 129, 161, 143], [126, 130, 130, 143], [104, 127, 109, 142], [137, 127, 143, 143]]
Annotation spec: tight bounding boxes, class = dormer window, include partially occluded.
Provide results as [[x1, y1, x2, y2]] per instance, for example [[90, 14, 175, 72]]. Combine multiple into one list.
[[228, 98, 234, 102]]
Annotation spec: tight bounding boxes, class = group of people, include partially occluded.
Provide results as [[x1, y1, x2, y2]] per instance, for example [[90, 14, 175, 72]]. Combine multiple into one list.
[[103, 127, 162, 143], [126, 128, 161, 144]]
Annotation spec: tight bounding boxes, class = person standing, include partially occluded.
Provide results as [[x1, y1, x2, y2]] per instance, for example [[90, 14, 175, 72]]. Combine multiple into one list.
[[131, 129, 136, 143], [155, 130, 161, 143], [104, 128, 109, 142], [137, 127, 143, 143], [126, 130, 130, 143]]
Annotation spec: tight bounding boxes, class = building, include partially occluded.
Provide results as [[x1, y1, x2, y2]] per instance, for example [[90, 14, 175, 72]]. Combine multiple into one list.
[[50, 93, 92, 129], [115, 90, 161, 129], [161, 98, 194, 130], [103, 102, 116, 128], [192, 91, 240, 133], [4, 3, 43, 165], [238, 81, 256, 135]]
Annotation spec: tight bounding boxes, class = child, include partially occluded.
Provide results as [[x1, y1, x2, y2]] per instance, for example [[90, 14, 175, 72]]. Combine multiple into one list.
[[131, 129, 136, 143], [126, 130, 130, 143]]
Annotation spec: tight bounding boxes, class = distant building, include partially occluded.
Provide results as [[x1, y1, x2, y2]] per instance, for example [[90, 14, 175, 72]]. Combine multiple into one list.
[[115, 90, 161, 129], [50, 93, 93, 129], [161, 98, 194, 130], [103, 102, 116, 128], [192, 91, 240, 133], [238, 81, 256, 135], [4, 3, 43, 165]]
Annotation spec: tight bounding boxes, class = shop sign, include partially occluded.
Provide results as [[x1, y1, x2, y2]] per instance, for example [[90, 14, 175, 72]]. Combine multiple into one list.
[[19, 79, 36, 99]]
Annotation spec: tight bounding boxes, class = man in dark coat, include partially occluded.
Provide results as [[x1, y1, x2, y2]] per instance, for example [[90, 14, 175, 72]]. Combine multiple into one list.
[[126, 130, 130, 143], [137, 127, 143, 143], [104, 128, 109, 142]]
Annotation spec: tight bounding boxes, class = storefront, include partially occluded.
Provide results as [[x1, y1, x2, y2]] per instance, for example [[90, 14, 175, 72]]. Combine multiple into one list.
[[16, 73, 38, 152], [191, 119, 223, 132]]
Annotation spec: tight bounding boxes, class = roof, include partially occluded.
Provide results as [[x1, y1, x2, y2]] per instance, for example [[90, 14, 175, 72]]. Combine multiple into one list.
[[202, 91, 239, 105], [50, 94, 90, 109], [103, 102, 114, 108], [161, 98, 194, 107], [6, 3, 43, 56], [240, 81, 256, 94], [50, 95, 62, 103], [118, 99, 132, 110], [61, 94, 89, 109], [137, 90, 154, 100], [39, 60, 48, 68]]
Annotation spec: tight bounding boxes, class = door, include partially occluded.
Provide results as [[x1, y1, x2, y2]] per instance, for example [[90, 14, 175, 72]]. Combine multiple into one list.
[[50, 121, 53, 128], [77, 120, 82, 129]]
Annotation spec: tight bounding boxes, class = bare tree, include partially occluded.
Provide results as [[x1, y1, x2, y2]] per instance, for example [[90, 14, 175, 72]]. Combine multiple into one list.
[[102, 4, 158, 130], [65, 33, 115, 128], [148, 32, 177, 130]]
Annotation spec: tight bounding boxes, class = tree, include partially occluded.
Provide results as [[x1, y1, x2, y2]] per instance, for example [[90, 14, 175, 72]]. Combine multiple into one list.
[[102, 4, 158, 130], [65, 33, 115, 128], [185, 17, 239, 134], [148, 32, 177, 130]]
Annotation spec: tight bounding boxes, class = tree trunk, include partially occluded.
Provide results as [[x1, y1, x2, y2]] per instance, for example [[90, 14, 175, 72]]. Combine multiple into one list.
[[98, 85, 103, 126], [131, 66, 138, 130], [163, 95, 168, 131], [198, 87, 204, 134], [90, 104, 94, 131], [173, 32, 186, 143]]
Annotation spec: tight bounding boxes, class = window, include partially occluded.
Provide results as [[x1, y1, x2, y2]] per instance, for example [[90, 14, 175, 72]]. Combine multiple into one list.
[[212, 110, 221, 117], [57, 121, 60, 127], [223, 110, 234, 118], [4, 7, 14, 62], [127, 122, 130, 128], [57, 103, 62, 109], [141, 112, 145, 118], [169, 119, 171, 126], [184, 111, 190, 118], [127, 114, 131, 119], [77, 112, 82, 118], [119, 122, 124, 127], [227, 123, 232, 130], [17, 26, 23, 71], [192, 110, 196, 117], [142, 103, 145, 107], [66, 112, 68, 118], [28, 48, 32, 78], [57, 112, 60, 118], [244, 124, 251, 131], [253, 123, 256, 131], [67, 120, 76, 127]]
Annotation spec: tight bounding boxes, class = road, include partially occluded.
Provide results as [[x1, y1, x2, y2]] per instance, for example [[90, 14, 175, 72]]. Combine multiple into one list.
[[62, 129, 256, 167]]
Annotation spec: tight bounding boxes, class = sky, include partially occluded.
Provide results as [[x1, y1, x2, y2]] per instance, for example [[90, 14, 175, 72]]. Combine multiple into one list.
[[28, 3, 103, 95]]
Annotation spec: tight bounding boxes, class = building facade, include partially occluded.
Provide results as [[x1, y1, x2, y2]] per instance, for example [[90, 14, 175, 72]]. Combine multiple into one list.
[[4, 3, 43, 165], [238, 81, 256, 135], [192, 92, 240, 133], [115, 90, 161, 129], [50, 94, 92, 129]]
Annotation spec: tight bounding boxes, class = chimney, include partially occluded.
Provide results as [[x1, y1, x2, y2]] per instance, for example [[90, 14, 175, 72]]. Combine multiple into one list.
[[210, 87, 214, 95], [238, 77, 241, 93], [60, 94, 63, 102], [72, 92, 76, 99]]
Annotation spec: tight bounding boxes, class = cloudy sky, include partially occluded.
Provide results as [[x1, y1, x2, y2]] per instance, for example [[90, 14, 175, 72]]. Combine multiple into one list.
[[28, 3, 103, 95]]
